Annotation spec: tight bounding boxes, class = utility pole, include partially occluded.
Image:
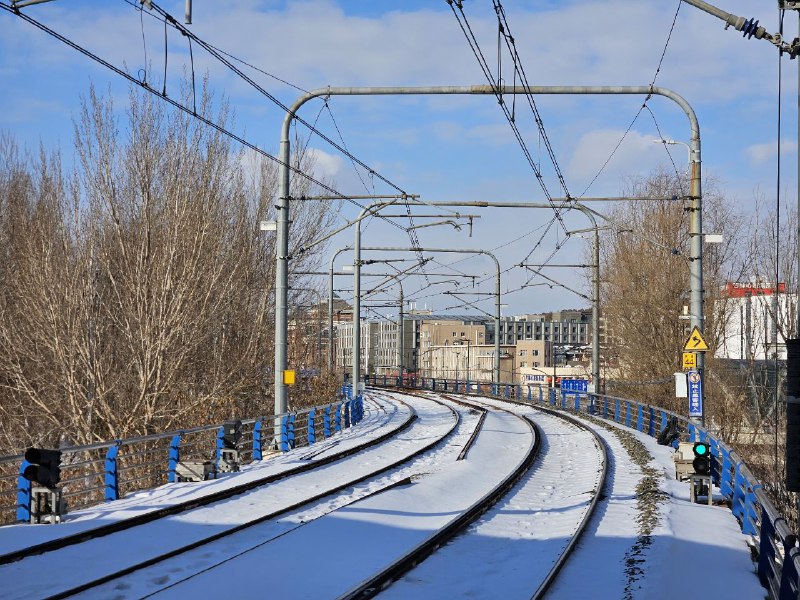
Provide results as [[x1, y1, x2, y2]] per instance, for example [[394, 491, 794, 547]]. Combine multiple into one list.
[[680, 0, 800, 509]]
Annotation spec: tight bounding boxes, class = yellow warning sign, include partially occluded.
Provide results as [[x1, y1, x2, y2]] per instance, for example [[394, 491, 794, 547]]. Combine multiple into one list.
[[682, 352, 697, 370], [283, 370, 296, 385], [683, 326, 709, 352]]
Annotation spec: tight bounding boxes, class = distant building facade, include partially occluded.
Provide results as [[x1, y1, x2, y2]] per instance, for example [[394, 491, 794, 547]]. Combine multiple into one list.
[[715, 281, 794, 361], [491, 309, 592, 347]]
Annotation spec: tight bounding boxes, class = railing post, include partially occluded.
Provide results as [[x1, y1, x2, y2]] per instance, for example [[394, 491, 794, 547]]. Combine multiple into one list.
[[105, 443, 121, 502], [742, 484, 761, 535], [280, 416, 289, 452], [335, 403, 342, 432], [732, 463, 746, 522], [625, 402, 631, 427], [16, 459, 31, 522], [778, 539, 800, 599], [549, 388, 556, 406], [648, 407, 656, 436], [688, 422, 697, 442], [709, 437, 720, 484], [253, 420, 263, 460], [720, 447, 734, 499], [215, 425, 225, 464], [324, 405, 332, 438], [660, 410, 668, 434], [614, 399, 620, 422], [603, 397, 609, 419], [308, 409, 316, 445], [344, 401, 351, 428], [636, 405, 644, 432], [574, 394, 580, 411], [168, 434, 181, 483], [757, 506, 776, 589]]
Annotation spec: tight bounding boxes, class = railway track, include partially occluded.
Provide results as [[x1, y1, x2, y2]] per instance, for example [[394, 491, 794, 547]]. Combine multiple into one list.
[[1, 393, 476, 599], [91, 393, 537, 599], [361, 391, 609, 600], [0, 394, 413, 566], [2, 390, 611, 599]]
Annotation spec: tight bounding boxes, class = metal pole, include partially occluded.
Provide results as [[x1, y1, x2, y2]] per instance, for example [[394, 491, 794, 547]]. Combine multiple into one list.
[[592, 226, 601, 396], [328, 247, 352, 371], [689, 123, 704, 427], [353, 241, 502, 385], [398, 286, 404, 381], [352, 200, 601, 389], [275, 115, 291, 438], [279, 84, 701, 417]]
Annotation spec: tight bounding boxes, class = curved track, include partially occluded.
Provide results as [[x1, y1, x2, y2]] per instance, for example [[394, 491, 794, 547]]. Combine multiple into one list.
[[0, 394, 414, 566], [94, 392, 538, 600], [1, 393, 470, 600], [2, 390, 612, 600], [377, 392, 609, 600]]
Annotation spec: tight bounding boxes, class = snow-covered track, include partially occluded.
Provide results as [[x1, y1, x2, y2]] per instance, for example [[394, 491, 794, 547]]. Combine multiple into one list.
[[0, 396, 414, 567], [64, 394, 530, 599], [528, 404, 609, 599], [0, 393, 465, 600], [339, 394, 540, 600], [387, 394, 608, 600]]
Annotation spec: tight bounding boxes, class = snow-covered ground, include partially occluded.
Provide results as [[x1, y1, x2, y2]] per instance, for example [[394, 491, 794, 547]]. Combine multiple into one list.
[[0, 391, 766, 599]]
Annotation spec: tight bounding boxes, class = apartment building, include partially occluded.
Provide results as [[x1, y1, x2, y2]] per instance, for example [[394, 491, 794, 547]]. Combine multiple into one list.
[[492, 309, 592, 346]]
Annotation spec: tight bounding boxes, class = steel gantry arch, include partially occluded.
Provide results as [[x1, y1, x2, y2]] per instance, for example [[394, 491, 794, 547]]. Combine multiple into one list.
[[275, 85, 702, 424]]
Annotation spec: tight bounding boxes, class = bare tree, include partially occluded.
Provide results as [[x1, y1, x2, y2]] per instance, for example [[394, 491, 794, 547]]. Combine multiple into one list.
[[0, 79, 339, 453]]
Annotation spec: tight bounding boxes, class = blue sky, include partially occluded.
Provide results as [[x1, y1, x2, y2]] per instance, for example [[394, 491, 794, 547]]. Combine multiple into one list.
[[0, 0, 795, 317]]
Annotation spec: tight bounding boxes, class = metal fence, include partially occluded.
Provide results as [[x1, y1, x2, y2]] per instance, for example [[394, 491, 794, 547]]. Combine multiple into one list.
[[366, 374, 800, 600], [0, 394, 364, 524]]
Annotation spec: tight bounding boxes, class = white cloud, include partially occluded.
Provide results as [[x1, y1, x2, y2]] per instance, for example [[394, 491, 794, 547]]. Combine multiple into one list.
[[567, 129, 664, 181], [746, 140, 797, 165], [306, 147, 345, 179]]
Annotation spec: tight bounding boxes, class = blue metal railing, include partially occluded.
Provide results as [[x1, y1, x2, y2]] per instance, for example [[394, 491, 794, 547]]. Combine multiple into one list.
[[366, 374, 799, 600], [3, 394, 365, 523]]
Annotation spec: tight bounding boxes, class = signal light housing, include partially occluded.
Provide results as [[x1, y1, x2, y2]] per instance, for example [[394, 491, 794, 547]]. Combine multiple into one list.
[[222, 420, 242, 449], [23, 448, 62, 488], [692, 442, 710, 476]]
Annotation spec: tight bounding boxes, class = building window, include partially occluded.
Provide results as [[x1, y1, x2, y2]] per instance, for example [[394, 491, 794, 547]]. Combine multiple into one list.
[[533, 361, 540, 367], [533, 349, 539, 356], [520, 362, 527, 368], [519, 350, 527, 356]]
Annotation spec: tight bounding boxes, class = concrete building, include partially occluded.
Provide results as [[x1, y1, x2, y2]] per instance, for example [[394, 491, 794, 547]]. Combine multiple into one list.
[[335, 319, 415, 375], [715, 281, 795, 361], [424, 343, 517, 384], [335, 313, 491, 377], [492, 309, 592, 347]]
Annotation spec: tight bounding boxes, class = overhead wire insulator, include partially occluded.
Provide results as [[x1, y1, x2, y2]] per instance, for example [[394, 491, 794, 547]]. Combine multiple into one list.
[[739, 18, 764, 40]]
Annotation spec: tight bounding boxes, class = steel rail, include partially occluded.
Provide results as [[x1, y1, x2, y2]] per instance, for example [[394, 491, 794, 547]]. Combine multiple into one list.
[[341, 394, 540, 600], [525, 404, 609, 599], [437, 390, 611, 598], [367, 383, 610, 599], [40, 393, 466, 600], [0, 397, 415, 567]]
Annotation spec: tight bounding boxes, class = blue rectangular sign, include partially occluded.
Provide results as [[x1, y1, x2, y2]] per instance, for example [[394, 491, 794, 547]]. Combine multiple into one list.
[[561, 379, 588, 393], [687, 370, 703, 417]]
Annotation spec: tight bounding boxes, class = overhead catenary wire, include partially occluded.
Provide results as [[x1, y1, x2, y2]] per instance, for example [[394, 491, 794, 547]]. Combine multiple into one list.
[[580, 0, 683, 197], [121, 0, 433, 277], [447, 0, 569, 234], [0, 1, 429, 242]]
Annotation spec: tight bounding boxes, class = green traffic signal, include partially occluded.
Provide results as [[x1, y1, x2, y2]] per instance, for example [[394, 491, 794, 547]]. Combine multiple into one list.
[[693, 442, 711, 475]]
